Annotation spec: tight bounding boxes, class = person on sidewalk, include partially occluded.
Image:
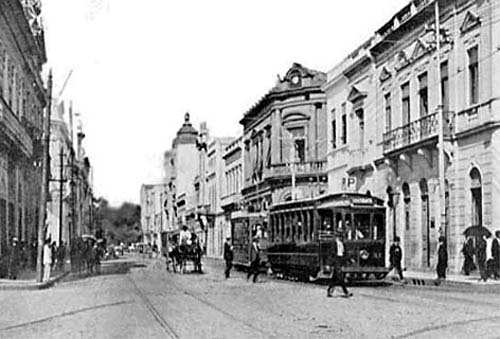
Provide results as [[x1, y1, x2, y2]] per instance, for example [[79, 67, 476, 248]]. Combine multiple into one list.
[[389, 236, 404, 281], [247, 237, 261, 283], [477, 235, 488, 282], [492, 231, 500, 279], [43, 239, 52, 282], [436, 236, 448, 280], [57, 242, 66, 271], [461, 236, 475, 275], [327, 232, 352, 298], [223, 237, 233, 279], [8, 237, 20, 280], [486, 233, 495, 279]]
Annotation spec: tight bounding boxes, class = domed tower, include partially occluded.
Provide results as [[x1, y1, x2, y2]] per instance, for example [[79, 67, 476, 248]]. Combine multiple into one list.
[[172, 113, 199, 224]]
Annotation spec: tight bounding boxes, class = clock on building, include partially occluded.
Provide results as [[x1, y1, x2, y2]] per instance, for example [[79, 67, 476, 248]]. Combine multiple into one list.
[[291, 75, 300, 85]]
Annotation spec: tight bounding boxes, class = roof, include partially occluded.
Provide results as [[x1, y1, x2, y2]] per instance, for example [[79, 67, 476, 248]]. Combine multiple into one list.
[[239, 63, 326, 127], [173, 113, 198, 146]]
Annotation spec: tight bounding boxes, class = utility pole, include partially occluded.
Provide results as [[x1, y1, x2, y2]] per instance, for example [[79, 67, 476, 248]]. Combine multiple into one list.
[[36, 71, 53, 283], [58, 148, 65, 245], [435, 0, 447, 243]]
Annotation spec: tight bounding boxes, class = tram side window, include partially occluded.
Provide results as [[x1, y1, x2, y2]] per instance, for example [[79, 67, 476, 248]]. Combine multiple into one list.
[[373, 213, 384, 240], [297, 221, 303, 242], [353, 214, 370, 240], [345, 214, 354, 240]]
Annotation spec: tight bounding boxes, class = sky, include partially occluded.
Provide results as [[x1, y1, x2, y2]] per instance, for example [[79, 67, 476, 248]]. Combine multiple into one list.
[[41, 0, 409, 206]]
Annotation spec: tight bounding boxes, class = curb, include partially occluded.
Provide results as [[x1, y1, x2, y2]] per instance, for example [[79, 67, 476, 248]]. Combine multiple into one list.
[[0, 271, 69, 291]]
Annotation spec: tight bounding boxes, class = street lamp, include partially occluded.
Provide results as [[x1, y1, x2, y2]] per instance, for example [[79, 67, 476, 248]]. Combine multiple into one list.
[[386, 187, 400, 240]]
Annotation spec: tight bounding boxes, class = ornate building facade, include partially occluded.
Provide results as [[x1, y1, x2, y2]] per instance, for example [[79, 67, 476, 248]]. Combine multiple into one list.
[[0, 0, 47, 259], [240, 63, 328, 235], [325, 0, 500, 273]]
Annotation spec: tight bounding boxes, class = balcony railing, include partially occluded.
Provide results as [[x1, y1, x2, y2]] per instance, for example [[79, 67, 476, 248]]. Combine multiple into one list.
[[383, 111, 454, 153], [268, 160, 326, 176], [0, 97, 33, 157]]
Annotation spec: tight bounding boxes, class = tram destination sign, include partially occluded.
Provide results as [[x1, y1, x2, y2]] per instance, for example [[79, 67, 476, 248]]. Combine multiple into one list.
[[350, 196, 373, 205]]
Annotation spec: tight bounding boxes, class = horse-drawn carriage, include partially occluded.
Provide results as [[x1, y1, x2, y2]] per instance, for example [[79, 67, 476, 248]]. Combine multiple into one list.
[[165, 230, 203, 274]]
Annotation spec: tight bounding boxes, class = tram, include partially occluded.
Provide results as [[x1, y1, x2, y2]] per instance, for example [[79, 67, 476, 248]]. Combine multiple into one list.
[[267, 193, 388, 282], [231, 211, 270, 268]]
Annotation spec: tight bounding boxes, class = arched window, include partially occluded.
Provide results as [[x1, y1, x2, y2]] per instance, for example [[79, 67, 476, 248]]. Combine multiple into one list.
[[402, 183, 411, 231], [470, 168, 482, 226]]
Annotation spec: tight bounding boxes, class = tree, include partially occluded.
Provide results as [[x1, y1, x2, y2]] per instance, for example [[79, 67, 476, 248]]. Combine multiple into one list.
[[95, 198, 142, 245]]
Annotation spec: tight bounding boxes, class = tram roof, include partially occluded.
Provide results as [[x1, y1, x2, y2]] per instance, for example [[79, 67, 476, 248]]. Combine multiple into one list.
[[270, 192, 384, 212]]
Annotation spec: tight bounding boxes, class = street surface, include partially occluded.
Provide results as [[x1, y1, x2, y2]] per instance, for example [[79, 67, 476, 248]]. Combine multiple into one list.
[[0, 255, 499, 339]]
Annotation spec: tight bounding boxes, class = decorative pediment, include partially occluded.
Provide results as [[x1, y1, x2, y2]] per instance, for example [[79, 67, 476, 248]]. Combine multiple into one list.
[[347, 86, 367, 103], [282, 112, 310, 123], [460, 11, 480, 34], [411, 39, 432, 61], [395, 51, 410, 71], [379, 66, 392, 82]]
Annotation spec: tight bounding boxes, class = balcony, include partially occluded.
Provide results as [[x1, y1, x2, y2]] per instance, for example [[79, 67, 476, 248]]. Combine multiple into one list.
[[0, 97, 33, 157], [267, 160, 326, 177], [383, 111, 454, 154]]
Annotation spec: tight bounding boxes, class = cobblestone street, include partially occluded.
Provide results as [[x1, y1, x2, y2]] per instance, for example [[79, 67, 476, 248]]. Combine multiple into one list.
[[0, 255, 499, 339]]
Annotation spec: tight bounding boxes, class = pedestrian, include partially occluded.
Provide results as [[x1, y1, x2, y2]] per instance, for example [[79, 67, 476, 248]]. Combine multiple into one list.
[[327, 232, 352, 298], [8, 237, 20, 280], [58, 241, 66, 271], [223, 237, 233, 279], [461, 236, 475, 275], [247, 237, 261, 283], [50, 241, 57, 269], [436, 236, 448, 280], [30, 241, 38, 270], [43, 239, 52, 282], [152, 243, 159, 258], [388, 236, 404, 281], [492, 231, 500, 279], [486, 233, 496, 279], [476, 235, 488, 282]]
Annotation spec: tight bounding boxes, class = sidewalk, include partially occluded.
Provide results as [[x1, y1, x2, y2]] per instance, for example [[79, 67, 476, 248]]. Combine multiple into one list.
[[0, 261, 70, 291], [395, 269, 500, 287], [0, 270, 69, 290]]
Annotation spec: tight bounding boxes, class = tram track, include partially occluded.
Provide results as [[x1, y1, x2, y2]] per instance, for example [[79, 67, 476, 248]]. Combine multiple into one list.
[[127, 275, 180, 339], [0, 300, 133, 333]]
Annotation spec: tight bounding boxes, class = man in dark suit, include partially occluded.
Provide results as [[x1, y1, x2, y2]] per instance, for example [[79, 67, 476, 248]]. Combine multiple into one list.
[[223, 237, 234, 279], [492, 231, 500, 279], [247, 237, 261, 283], [389, 236, 404, 280], [327, 232, 352, 298]]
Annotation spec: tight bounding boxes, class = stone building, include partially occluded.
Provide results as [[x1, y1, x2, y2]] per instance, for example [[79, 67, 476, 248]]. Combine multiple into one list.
[[221, 136, 244, 243], [0, 0, 47, 258], [325, 0, 500, 273], [240, 63, 328, 234], [140, 183, 168, 248], [205, 137, 233, 258], [172, 113, 199, 231]]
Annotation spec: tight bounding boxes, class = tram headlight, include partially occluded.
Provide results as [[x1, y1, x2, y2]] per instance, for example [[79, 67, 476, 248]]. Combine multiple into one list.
[[360, 249, 369, 260]]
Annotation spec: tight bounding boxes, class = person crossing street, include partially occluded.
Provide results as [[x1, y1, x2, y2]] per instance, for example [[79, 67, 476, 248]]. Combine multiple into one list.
[[223, 237, 234, 279], [389, 236, 404, 281], [327, 232, 352, 298], [247, 237, 261, 283]]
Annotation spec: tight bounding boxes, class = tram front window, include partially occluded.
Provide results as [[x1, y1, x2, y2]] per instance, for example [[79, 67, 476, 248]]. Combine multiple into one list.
[[353, 214, 370, 240], [373, 213, 384, 241]]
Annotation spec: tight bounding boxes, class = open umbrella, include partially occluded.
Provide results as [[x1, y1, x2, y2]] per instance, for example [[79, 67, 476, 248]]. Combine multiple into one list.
[[81, 234, 97, 242], [463, 225, 491, 238]]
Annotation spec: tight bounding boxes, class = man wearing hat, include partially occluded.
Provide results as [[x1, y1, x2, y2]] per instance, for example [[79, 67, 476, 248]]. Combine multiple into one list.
[[389, 236, 404, 280], [327, 231, 352, 298], [247, 237, 261, 283], [8, 237, 20, 280], [223, 236, 234, 279]]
